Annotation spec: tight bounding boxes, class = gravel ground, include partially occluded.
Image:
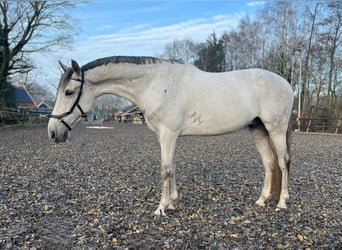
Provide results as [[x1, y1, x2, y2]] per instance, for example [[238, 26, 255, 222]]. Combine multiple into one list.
[[0, 124, 341, 249]]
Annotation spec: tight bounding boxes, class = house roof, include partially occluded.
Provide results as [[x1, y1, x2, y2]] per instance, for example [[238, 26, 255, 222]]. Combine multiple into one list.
[[15, 86, 38, 109], [35, 101, 51, 109]]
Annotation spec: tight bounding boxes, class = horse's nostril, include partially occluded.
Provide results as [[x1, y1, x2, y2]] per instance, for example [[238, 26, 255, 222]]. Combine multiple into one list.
[[50, 131, 56, 139]]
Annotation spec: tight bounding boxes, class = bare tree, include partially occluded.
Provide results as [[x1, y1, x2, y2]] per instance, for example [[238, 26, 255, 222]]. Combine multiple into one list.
[[162, 38, 198, 63], [322, 1, 341, 110], [0, 1, 82, 108], [160, 1, 341, 119], [259, 1, 300, 79], [93, 95, 131, 120], [222, 15, 262, 71], [26, 81, 55, 106], [300, 2, 320, 114]]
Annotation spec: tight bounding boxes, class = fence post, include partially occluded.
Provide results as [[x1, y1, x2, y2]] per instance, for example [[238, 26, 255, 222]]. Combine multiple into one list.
[[336, 120, 341, 134], [306, 119, 311, 133]]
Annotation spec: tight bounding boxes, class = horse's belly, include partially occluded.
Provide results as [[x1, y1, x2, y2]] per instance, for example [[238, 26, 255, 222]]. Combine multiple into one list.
[[181, 110, 254, 136], [181, 124, 245, 136]]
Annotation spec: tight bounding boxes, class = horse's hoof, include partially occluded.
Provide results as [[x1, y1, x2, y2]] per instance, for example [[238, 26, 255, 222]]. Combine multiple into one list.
[[255, 199, 265, 207], [276, 201, 287, 211], [154, 208, 166, 216], [167, 203, 176, 210]]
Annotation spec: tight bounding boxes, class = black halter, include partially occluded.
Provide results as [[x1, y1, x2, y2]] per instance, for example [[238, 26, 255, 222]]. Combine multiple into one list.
[[48, 69, 88, 131]]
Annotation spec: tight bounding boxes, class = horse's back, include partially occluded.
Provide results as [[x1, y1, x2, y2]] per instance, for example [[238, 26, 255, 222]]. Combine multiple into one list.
[[192, 67, 293, 111]]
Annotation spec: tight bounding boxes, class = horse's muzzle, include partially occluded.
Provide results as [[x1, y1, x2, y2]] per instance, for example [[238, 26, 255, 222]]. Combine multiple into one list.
[[48, 119, 70, 143], [49, 130, 69, 143]]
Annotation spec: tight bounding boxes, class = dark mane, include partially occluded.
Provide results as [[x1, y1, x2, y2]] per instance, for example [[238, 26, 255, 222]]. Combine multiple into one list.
[[82, 56, 184, 72]]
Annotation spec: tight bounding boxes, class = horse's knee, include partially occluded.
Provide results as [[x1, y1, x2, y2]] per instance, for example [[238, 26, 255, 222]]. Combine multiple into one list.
[[263, 158, 276, 171], [277, 155, 289, 171], [161, 165, 174, 180]]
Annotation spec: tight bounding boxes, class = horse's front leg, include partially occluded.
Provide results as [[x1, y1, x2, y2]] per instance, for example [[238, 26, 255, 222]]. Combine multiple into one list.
[[154, 128, 178, 216]]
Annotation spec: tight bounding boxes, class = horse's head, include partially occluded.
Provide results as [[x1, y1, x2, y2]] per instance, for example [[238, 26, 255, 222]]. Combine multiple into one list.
[[48, 60, 95, 143]]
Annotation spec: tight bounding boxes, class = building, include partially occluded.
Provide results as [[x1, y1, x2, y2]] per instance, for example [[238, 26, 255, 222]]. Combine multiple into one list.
[[106, 106, 145, 124], [15, 86, 51, 112], [120, 106, 145, 124]]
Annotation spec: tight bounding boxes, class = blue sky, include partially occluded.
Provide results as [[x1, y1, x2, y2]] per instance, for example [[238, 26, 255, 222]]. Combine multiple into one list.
[[34, 0, 265, 87]]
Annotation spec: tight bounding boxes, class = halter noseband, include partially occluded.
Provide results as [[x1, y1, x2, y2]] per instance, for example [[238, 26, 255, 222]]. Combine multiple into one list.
[[48, 69, 88, 131]]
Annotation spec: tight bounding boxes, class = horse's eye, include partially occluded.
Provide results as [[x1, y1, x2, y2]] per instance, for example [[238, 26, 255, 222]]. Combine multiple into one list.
[[65, 89, 74, 96]]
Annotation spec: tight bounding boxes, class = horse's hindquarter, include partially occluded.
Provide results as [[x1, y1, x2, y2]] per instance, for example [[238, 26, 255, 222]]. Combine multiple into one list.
[[247, 69, 294, 126]]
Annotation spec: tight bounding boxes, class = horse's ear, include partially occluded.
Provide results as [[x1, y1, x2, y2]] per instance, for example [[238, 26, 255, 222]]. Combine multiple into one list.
[[58, 60, 69, 73], [71, 59, 81, 75]]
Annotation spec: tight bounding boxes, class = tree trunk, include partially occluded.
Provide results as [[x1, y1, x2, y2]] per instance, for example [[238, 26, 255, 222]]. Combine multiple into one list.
[[302, 3, 319, 115]]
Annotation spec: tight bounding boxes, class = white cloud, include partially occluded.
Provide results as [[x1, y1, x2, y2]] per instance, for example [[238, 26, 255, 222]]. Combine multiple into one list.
[[247, 1, 266, 7], [68, 13, 243, 63], [34, 12, 244, 87]]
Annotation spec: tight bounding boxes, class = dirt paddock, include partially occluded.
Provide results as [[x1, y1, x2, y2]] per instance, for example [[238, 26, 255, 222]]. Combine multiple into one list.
[[0, 124, 341, 249]]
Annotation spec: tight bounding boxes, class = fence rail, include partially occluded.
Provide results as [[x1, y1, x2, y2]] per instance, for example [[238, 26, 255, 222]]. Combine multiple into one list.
[[0, 110, 49, 127], [292, 117, 342, 134], [1, 109, 341, 134]]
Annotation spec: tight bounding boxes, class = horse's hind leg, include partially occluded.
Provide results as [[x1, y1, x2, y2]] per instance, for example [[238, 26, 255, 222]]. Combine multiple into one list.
[[267, 127, 291, 210], [154, 128, 179, 216], [249, 121, 280, 207]]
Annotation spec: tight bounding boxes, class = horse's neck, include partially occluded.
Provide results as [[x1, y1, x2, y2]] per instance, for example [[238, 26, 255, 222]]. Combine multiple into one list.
[[86, 64, 155, 106]]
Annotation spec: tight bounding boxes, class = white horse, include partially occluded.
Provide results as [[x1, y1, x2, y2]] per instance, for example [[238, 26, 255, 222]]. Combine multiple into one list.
[[48, 56, 294, 216]]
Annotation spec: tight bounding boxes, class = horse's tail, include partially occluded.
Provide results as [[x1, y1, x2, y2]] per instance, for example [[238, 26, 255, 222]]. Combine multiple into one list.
[[271, 153, 281, 200], [286, 119, 291, 177]]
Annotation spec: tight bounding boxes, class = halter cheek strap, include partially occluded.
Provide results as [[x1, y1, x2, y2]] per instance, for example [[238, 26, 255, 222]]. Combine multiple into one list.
[[60, 119, 72, 131], [56, 104, 87, 131], [48, 70, 88, 131]]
